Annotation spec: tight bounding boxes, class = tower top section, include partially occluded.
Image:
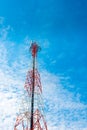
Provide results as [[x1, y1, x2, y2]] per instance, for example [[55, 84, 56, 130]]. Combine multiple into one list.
[[30, 42, 41, 57]]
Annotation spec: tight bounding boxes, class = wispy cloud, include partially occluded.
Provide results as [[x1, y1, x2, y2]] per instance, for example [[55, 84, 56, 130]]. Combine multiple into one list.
[[0, 16, 4, 25], [0, 25, 87, 130]]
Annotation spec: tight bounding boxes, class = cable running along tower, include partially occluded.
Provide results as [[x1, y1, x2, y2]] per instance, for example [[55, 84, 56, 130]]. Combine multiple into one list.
[[14, 42, 48, 130]]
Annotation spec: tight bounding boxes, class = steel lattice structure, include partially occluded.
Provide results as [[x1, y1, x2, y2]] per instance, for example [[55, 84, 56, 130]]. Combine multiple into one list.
[[14, 42, 48, 130]]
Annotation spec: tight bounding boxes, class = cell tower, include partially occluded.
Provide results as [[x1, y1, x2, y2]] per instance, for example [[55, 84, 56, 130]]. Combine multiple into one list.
[[14, 42, 48, 130]]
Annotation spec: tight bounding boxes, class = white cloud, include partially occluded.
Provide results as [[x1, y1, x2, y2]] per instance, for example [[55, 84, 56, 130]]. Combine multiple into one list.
[[0, 30, 87, 130], [0, 21, 13, 41]]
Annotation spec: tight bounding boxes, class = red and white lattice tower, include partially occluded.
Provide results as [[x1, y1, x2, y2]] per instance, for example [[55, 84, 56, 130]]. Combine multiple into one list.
[[14, 42, 48, 130]]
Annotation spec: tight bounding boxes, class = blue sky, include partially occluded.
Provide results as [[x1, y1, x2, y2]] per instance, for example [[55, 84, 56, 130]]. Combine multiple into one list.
[[0, 0, 87, 130]]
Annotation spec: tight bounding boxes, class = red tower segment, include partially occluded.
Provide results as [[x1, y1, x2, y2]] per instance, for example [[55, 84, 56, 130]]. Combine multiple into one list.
[[14, 42, 48, 130], [30, 42, 41, 57], [30, 42, 41, 130]]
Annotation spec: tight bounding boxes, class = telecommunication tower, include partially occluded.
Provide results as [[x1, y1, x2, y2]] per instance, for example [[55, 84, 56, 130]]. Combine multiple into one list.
[[14, 42, 48, 130]]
